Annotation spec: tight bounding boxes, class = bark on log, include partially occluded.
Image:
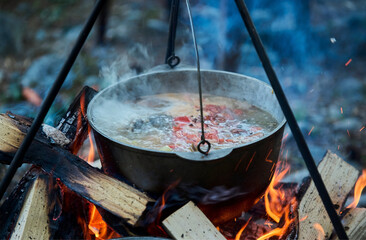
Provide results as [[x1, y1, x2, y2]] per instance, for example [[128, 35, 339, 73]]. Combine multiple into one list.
[[0, 113, 152, 226], [163, 201, 226, 240], [9, 173, 51, 240], [298, 150, 359, 240]]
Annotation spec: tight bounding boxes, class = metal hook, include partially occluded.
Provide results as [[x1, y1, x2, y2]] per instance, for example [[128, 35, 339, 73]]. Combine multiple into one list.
[[197, 139, 211, 155], [165, 0, 181, 68], [167, 55, 180, 68]]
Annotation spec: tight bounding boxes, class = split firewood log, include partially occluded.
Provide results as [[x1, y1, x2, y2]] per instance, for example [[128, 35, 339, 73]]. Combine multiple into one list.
[[0, 167, 54, 239], [298, 151, 359, 240], [9, 172, 51, 240], [0, 113, 152, 226], [163, 201, 226, 240], [337, 208, 366, 239]]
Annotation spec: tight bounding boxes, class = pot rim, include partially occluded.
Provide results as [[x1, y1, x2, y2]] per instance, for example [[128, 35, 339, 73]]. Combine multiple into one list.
[[87, 68, 287, 161]]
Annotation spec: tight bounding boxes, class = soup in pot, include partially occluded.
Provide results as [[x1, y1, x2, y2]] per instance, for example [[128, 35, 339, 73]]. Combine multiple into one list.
[[92, 93, 278, 152]]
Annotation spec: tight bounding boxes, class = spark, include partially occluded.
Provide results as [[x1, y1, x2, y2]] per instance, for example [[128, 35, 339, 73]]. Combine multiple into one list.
[[245, 152, 256, 171], [300, 215, 308, 222], [338, 145, 340, 150], [308, 126, 315, 136], [340, 107, 343, 114], [347, 129, 351, 137], [265, 149, 273, 163], [330, 38, 336, 43], [345, 58, 352, 66], [360, 126, 365, 132]]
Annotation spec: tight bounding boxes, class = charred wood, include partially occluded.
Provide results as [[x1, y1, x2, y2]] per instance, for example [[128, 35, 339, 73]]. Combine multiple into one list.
[[55, 86, 97, 153], [0, 113, 152, 226]]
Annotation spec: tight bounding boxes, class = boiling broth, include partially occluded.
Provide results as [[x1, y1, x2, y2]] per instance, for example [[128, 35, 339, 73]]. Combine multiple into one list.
[[92, 93, 278, 152]]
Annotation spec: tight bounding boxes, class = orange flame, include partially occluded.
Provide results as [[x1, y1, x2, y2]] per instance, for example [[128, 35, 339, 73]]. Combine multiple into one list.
[[87, 205, 120, 239], [264, 161, 290, 223], [313, 223, 325, 240], [258, 161, 297, 239], [74, 91, 95, 163], [235, 217, 251, 240], [156, 180, 180, 224], [75, 92, 119, 239], [257, 206, 295, 240], [346, 169, 366, 209], [86, 129, 95, 163]]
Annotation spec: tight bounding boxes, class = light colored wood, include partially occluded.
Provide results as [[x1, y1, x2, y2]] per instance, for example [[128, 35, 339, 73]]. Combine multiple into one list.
[[0, 113, 152, 226], [10, 175, 50, 240], [337, 208, 366, 240], [163, 201, 226, 240], [0, 114, 26, 153], [298, 150, 359, 240], [73, 166, 152, 225], [42, 124, 70, 147]]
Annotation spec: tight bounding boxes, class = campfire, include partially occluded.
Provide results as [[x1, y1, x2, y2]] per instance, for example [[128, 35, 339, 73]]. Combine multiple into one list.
[[1, 0, 365, 239], [1, 86, 366, 240]]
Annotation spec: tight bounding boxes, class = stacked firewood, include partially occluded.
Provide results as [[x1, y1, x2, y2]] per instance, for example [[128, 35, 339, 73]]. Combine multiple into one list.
[[0, 87, 365, 240]]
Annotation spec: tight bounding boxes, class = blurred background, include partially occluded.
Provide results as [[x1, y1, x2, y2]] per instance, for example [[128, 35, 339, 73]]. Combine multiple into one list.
[[0, 0, 365, 178]]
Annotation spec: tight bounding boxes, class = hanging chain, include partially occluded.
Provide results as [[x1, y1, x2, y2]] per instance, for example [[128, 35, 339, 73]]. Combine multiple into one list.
[[185, 0, 211, 155]]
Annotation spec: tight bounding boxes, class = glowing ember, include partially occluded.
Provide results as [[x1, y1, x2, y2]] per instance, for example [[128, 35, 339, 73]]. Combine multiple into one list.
[[360, 126, 365, 132], [340, 107, 343, 114], [313, 223, 325, 240], [235, 217, 251, 240], [308, 126, 314, 136], [347, 129, 350, 137], [345, 58, 352, 66], [346, 169, 366, 209]]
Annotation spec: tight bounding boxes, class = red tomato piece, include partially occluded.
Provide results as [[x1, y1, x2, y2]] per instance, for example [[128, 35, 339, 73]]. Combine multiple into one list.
[[174, 116, 191, 123]]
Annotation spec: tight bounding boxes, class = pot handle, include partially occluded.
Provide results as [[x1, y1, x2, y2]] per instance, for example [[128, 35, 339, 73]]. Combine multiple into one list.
[[175, 148, 233, 161]]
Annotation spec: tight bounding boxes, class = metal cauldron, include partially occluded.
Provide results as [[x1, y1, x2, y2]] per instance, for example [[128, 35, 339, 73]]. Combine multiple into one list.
[[88, 69, 286, 204]]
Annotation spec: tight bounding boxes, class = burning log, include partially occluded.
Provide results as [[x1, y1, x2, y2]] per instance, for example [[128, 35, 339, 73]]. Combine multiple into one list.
[[56, 86, 97, 153], [162, 201, 226, 240], [0, 113, 152, 226], [298, 151, 359, 240]]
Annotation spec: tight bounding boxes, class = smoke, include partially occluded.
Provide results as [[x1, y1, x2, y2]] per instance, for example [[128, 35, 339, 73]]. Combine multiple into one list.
[[99, 44, 155, 87]]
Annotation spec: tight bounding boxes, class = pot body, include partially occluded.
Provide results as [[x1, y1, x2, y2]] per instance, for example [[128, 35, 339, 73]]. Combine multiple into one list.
[[88, 69, 286, 202]]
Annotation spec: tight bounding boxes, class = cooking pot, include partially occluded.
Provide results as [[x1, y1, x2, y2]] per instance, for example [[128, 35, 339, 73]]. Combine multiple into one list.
[[87, 69, 286, 204]]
